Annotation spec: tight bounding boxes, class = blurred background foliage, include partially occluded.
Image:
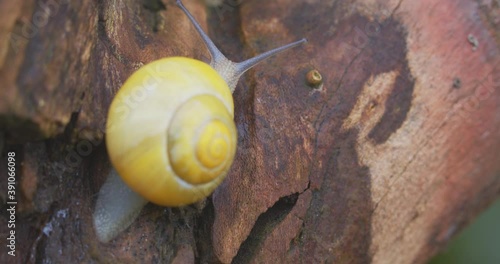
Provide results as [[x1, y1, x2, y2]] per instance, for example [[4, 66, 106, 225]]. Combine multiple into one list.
[[429, 198, 500, 264]]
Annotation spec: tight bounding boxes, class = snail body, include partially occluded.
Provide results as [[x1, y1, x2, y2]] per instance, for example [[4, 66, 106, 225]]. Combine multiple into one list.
[[93, 0, 306, 242]]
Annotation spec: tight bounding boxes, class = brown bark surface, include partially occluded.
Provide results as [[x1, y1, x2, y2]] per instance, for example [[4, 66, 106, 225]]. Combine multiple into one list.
[[1, 0, 499, 263]]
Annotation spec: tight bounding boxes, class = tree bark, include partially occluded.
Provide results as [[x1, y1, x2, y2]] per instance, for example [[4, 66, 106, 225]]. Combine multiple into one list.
[[1, 0, 499, 263]]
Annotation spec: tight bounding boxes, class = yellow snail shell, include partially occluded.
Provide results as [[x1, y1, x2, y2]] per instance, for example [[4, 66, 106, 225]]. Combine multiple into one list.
[[106, 57, 237, 206]]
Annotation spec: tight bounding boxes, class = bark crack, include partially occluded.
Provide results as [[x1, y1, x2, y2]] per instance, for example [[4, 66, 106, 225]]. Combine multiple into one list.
[[232, 193, 300, 264]]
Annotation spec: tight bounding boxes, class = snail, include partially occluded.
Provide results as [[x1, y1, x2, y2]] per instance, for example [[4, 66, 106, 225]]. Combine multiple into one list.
[[93, 0, 306, 243]]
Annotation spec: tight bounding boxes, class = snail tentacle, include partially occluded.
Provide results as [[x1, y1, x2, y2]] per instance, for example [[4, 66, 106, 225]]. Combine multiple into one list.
[[176, 0, 306, 92]]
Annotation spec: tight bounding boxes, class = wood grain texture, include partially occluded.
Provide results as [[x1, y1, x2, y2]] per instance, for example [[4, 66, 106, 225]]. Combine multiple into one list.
[[0, 0, 499, 263]]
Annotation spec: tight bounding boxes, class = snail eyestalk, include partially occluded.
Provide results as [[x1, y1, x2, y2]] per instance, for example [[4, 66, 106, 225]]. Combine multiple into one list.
[[176, 0, 307, 92]]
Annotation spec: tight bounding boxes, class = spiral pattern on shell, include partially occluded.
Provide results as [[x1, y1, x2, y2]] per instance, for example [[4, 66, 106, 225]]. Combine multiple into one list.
[[105, 57, 237, 206], [167, 95, 236, 185]]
